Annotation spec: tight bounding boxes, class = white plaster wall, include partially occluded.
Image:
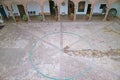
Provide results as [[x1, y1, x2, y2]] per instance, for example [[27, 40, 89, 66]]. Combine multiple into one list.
[[93, 3, 102, 14], [93, 0, 107, 14], [44, 2, 50, 13], [27, 1, 41, 15], [12, 4, 20, 16], [7, 0, 120, 16], [43, 0, 68, 15], [10, 0, 107, 16], [59, 1, 89, 15], [112, 3, 120, 16], [60, 0, 68, 15]]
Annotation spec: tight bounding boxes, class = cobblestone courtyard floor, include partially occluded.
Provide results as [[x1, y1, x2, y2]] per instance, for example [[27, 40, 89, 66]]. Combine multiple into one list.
[[0, 20, 120, 80]]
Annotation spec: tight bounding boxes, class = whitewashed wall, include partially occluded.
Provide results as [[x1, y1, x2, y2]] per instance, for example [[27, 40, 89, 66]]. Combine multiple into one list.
[[60, 0, 68, 15], [27, 1, 41, 15], [3, 0, 120, 17], [93, 3, 102, 13], [112, 3, 120, 16], [12, 4, 20, 16], [44, 2, 50, 13], [10, 1, 108, 16], [93, 0, 107, 14]]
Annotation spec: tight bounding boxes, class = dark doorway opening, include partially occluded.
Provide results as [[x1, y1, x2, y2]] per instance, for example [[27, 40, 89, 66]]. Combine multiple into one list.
[[49, 0, 56, 16], [68, 0, 74, 15], [0, 5, 7, 19], [17, 5, 26, 17], [87, 4, 91, 14]]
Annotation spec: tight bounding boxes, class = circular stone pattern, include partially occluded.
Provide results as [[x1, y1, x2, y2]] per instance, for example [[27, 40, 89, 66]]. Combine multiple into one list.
[[29, 32, 94, 80]]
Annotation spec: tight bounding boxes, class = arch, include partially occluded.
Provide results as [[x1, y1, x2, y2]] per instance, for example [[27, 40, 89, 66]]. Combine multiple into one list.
[[78, 0, 90, 4], [108, 8, 117, 17], [78, 1, 86, 12], [75, 0, 90, 15], [68, 0, 75, 15], [48, 0, 58, 16], [11, 1, 25, 6]]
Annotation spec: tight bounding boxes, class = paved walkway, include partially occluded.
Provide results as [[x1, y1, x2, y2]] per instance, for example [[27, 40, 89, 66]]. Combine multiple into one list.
[[0, 20, 120, 80]]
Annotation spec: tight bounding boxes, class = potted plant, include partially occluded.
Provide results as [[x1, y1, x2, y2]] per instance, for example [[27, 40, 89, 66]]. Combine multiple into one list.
[[38, 14, 43, 21], [14, 13, 19, 22], [85, 14, 90, 20], [22, 14, 28, 22], [70, 13, 74, 21], [15, 16, 19, 22], [0, 15, 5, 29]]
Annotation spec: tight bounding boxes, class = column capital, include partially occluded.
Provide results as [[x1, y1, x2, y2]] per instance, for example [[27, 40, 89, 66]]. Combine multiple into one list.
[[74, 5, 77, 10], [106, 4, 111, 9], [57, 3, 61, 7]]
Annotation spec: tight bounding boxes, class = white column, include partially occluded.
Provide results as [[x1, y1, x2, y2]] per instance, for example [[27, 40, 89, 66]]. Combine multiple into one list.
[[7, 5, 16, 22], [103, 5, 110, 21], [40, 5, 45, 21], [73, 5, 77, 21], [23, 4, 31, 22], [89, 4, 94, 21], [57, 3, 61, 21]]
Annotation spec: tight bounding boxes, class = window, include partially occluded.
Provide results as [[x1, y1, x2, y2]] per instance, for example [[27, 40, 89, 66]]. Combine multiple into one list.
[[78, 1, 85, 12], [100, 4, 106, 9]]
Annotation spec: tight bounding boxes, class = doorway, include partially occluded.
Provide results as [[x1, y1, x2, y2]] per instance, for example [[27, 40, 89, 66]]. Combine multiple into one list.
[[0, 5, 7, 19], [68, 0, 74, 15], [17, 5, 26, 17], [49, 0, 56, 16], [86, 4, 91, 14]]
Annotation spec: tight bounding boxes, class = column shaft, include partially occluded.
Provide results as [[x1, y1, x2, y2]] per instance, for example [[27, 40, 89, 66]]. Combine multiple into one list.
[[8, 6, 16, 22], [57, 5, 61, 21], [24, 4, 31, 22], [74, 6, 77, 21], [40, 5, 45, 21], [89, 4, 94, 21], [103, 6, 110, 21]]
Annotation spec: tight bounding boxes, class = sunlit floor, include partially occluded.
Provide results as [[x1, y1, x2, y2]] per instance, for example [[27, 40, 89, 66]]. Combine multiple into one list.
[[0, 19, 120, 80]]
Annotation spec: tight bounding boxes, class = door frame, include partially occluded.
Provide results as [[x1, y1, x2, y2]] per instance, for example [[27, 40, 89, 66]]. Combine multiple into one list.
[[86, 4, 91, 14], [17, 5, 26, 17], [68, 0, 75, 15]]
